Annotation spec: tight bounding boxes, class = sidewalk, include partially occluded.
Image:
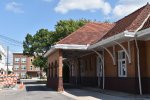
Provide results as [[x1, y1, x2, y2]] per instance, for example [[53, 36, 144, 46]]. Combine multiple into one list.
[[62, 85, 150, 100], [82, 87, 150, 98]]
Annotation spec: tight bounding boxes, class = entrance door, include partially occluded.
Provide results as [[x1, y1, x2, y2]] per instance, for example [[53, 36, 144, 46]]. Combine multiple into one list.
[[96, 56, 103, 88]]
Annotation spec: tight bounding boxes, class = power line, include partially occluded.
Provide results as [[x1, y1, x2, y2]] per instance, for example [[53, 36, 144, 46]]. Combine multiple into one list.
[[0, 34, 23, 45], [0, 39, 22, 47]]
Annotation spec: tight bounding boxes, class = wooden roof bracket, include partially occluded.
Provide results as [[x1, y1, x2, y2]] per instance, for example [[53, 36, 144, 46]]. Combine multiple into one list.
[[101, 46, 116, 65], [114, 41, 131, 63]]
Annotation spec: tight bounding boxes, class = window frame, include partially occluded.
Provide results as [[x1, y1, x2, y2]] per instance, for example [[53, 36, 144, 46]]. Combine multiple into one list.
[[15, 58, 20, 63], [21, 65, 26, 70], [21, 73, 26, 78], [118, 50, 127, 77], [21, 58, 26, 63], [14, 65, 19, 70], [30, 66, 33, 70]]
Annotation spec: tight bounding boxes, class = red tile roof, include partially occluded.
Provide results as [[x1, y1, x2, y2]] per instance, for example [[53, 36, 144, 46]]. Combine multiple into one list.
[[57, 4, 150, 46], [102, 3, 150, 40], [57, 22, 114, 45], [141, 16, 150, 30]]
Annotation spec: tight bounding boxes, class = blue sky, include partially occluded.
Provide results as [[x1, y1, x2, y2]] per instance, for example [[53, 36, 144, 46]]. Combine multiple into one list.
[[0, 0, 149, 53]]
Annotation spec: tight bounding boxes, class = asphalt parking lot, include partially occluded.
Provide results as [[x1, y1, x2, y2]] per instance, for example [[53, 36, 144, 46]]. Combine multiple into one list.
[[0, 83, 74, 100], [0, 79, 150, 100]]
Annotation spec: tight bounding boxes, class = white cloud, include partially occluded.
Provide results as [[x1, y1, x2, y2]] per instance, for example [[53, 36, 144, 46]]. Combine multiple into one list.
[[5, 2, 24, 13], [54, 0, 111, 15], [43, 0, 52, 2], [113, 0, 150, 18]]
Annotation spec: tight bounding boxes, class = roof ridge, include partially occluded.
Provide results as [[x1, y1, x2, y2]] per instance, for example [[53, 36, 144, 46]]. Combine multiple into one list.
[[116, 3, 148, 23], [90, 22, 114, 25]]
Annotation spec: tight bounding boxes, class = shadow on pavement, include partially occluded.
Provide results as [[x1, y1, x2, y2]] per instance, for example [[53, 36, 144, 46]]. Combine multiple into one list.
[[63, 83, 105, 100], [25, 84, 54, 92], [63, 84, 150, 100]]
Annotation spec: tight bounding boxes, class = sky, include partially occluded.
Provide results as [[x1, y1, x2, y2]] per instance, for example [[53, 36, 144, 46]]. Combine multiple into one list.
[[0, 0, 149, 53]]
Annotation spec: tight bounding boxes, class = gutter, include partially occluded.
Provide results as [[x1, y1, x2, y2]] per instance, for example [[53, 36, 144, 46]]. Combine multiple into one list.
[[136, 27, 150, 38], [88, 31, 135, 50], [44, 44, 89, 57]]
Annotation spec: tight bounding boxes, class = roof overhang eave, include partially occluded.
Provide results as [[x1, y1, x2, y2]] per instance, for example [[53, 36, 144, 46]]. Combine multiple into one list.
[[54, 44, 89, 50], [136, 27, 150, 38], [44, 46, 56, 58], [88, 31, 135, 50], [44, 44, 89, 57]]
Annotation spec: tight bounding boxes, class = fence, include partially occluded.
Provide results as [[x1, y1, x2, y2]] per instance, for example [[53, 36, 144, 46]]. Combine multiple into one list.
[[0, 73, 18, 88]]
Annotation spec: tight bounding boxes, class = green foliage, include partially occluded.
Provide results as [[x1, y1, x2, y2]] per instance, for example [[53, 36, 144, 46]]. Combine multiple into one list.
[[32, 56, 47, 68], [0, 54, 2, 60], [8, 71, 12, 74], [53, 19, 90, 43], [23, 34, 34, 56], [23, 29, 54, 56], [23, 19, 90, 70]]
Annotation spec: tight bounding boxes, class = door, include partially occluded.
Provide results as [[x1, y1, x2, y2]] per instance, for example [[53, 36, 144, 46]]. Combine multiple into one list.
[[96, 56, 103, 88]]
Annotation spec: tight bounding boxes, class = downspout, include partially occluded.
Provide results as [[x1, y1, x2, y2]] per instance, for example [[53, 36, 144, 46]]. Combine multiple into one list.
[[133, 13, 150, 95], [134, 36, 142, 95]]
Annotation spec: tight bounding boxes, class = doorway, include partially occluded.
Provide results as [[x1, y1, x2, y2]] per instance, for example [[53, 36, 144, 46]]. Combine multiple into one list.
[[63, 63, 70, 83]]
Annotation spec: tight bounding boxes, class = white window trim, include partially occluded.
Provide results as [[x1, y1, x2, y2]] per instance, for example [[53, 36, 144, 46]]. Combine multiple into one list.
[[15, 58, 20, 63], [21, 58, 26, 63], [118, 50, 127, 77], [21, 73, 26, 78], [14, 65, 19, 70], [21, 65, 26, 70], [30, 66, 33, 70]]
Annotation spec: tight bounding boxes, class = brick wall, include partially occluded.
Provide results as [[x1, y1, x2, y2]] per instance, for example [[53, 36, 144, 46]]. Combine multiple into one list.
[[47, 49, 64, 91], [13, 53, 39, 78]]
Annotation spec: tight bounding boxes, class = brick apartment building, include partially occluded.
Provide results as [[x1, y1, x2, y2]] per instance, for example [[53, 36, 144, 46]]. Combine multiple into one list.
[[13, 53, 40, 79]]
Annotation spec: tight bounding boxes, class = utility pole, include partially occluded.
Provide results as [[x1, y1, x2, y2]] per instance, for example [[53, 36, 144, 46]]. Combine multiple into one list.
[[6, 46, 9, 77]]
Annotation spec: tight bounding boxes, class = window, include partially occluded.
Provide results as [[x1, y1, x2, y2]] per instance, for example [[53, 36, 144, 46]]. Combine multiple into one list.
[[21, 73, 26, 78], [15, 58, 20, 63], [21, 58, 26, 63], [36, 67, 39, 70], [14, 72, 19, 77], [118, 50, 127, 77], [21, 65, 26, 70], [30, 66, 32, 70], [14, 65, 19, 70]]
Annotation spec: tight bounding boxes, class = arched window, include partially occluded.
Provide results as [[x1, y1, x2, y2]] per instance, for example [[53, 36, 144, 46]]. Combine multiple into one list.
[[48, 63, 50, 78], [55, 60, 58, 77], [51, 62, 54, 78]]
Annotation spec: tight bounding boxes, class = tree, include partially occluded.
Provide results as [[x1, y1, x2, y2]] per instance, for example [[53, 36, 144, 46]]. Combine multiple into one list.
[[0, 54, 2, 60], [23, 29, 53, 78], [23, 19, 90, 78], [23, 34, 34, 56]]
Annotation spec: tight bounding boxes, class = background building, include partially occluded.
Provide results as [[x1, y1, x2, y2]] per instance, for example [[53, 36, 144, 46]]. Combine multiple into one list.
[[0, 45, 6, 74], [13, 53, 40, 79]]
